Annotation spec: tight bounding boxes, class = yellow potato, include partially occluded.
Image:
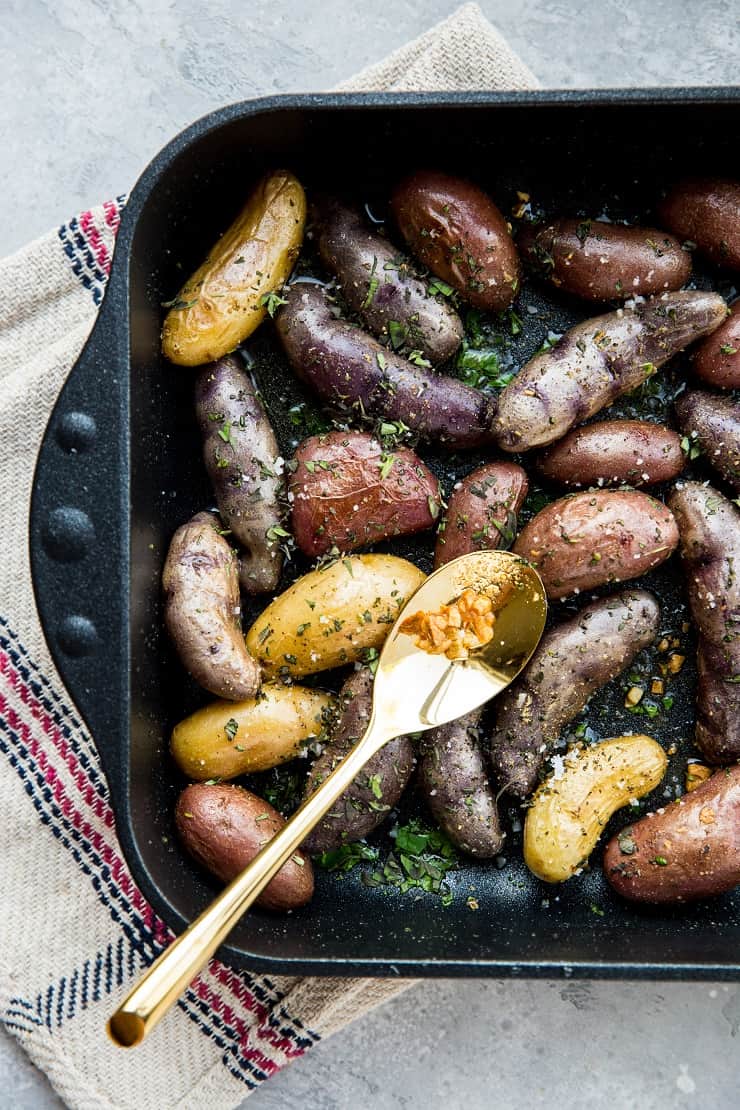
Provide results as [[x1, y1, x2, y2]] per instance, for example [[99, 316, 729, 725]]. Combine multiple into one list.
[[246, 554, 426, 678], [524, 735, 667, 883], [161, 169, 306, 366], [171, 684, 332, 781]]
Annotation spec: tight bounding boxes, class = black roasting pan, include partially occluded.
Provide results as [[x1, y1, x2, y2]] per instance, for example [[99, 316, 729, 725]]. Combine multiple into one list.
[[29, 89, 740, 978]]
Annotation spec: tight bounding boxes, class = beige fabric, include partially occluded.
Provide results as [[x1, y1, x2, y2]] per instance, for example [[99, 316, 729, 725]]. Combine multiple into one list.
[[0, 5, 536, 1108]]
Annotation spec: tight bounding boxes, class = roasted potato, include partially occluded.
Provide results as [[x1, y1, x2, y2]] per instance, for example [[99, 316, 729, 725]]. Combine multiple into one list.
[[175, 783, 314, 910], [692, 300, 740, 389], [195, 356, 285, 593], [535, 420, 685, 490], [161, 170, 306, 366], [658, 178, 740, 271], [162, 511, 261, 700], [604, 765, 740, 903], [434, 462, 528, 568], [512, 490, 679, 600], [170, 684, 332, 781], [302, 668, 415, 853], [246, 554, 425, 678], [275, 284, 497, 449], [391, 171, 520, 311], [675, 390, 740, 493], [489, 589, 660, 798], [524, 735, 667, 883], [493, 291, 726, 452], [418, 708, 504, 857], [519, 218, 691, 302], [312, 197, 463, 363], [668, 482, 740, 763], [289, 430, 441, 557]]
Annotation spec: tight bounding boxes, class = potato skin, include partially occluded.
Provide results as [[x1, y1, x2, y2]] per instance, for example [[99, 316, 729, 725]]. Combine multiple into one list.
[[418, 708, 504, 857], [275, 284, 497, 449], [195, 356, 285, 593], [658, 179, 740, 271], [434, 461, 528, 568], [524, 735, 667, 883], [161, 170, 305, 366], [289, 431, 441, 558], [489, 589, 660, 798], [604, 765, 740, 903], [170, 684, 332, 781], [245, 554, 425, 678], [668, 482, 740, 763], [391, 171, 520, 311], [163, 512, 261, 700], [535, 420, 685, 489], [493, 291, 727, 452], [512, 490, 679, 600], [693, 301, 740, 389], [519, 218, 691, 302], [302, 668, 415, 853], [675, 390, 740, 492], [312, 197, 463, 363], [175, 783, 314, 910]]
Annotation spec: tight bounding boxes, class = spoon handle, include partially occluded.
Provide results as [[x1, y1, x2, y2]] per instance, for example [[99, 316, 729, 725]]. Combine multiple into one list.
[[108, 711, 392, 1048]]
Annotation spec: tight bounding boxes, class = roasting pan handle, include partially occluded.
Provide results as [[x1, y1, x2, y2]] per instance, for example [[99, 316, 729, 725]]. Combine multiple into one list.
[[30, 285, 129, 787]]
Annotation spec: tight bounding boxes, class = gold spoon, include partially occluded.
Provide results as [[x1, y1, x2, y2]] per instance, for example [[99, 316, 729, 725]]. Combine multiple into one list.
[[108, 550, 546, 1047]]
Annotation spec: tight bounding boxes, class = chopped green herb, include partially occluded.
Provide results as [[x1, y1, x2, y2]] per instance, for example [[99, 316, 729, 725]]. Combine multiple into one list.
[[259, 291, 288, 317], [316, 841, 380, 872], [161, 295, 199, 310], [428, 278, 454, 297], [224, 718, 239, 742]]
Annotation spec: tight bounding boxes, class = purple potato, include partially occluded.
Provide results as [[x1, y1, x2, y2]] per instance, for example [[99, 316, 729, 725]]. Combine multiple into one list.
[[195, 355, 285, 594], [418, 708, 504, 857], [668, 482, 740, 763], [675, 390, 740, 492], [313, 197, 463, 363], [275, 284, 497, 449], [493, 291, 727, 452]]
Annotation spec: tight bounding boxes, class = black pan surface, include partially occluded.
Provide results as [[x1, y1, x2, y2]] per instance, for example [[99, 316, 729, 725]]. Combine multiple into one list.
[[30, 90, 740, 976]]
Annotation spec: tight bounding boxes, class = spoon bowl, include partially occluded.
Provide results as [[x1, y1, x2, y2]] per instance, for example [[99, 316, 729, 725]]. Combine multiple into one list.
[[108, 550, 546, 1048]]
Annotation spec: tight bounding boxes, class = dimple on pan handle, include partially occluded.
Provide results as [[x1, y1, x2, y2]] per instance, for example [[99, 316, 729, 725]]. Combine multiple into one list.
[[29, 296, 129, 784]]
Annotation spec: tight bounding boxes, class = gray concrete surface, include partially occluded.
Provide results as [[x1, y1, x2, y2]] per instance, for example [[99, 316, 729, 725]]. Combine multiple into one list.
[[1, 1, 738, 1107]]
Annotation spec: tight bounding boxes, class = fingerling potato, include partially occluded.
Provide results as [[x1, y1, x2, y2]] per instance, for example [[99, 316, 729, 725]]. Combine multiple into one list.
[[604, 765, 740, 903], [524, 735, 667, 883], [175, 783, 314, 910], [675, 390, 740, 493], [658, 178, 740, 271], [162, 169, 306, 365], [275, 284, 497, 449], [246, 554, 425, 678], [490, 589, 660, 798], [434, 462, 528, 568], [163, 511, 261, 700], [493, 291, 726, 452], [512, 489, 679, 600], [196, 356, 285, 593], [693, 300, 740, 389], [391, 171, 520, 311], [535, 420, 684, 489], [290, 430, 441, 557], [170, 684, 332, 780], [313, 196, 463, 363], [302, 668, 415, 853], [519, 218, 691, 302]]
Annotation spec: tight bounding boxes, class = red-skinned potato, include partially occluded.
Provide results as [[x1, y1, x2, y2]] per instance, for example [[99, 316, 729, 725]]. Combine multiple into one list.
[[658, 178, 740, 271], [604, 765, 740, 904], [289, 431, 441, 557], [512, 490, 679, 600], [693, 300, 740, 389], [434, 461, 528, 568], [519, 218, 691, 302], [391, 171, 520, 311], [535, 420, 685, 489], [175, 783, 314, 910]]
